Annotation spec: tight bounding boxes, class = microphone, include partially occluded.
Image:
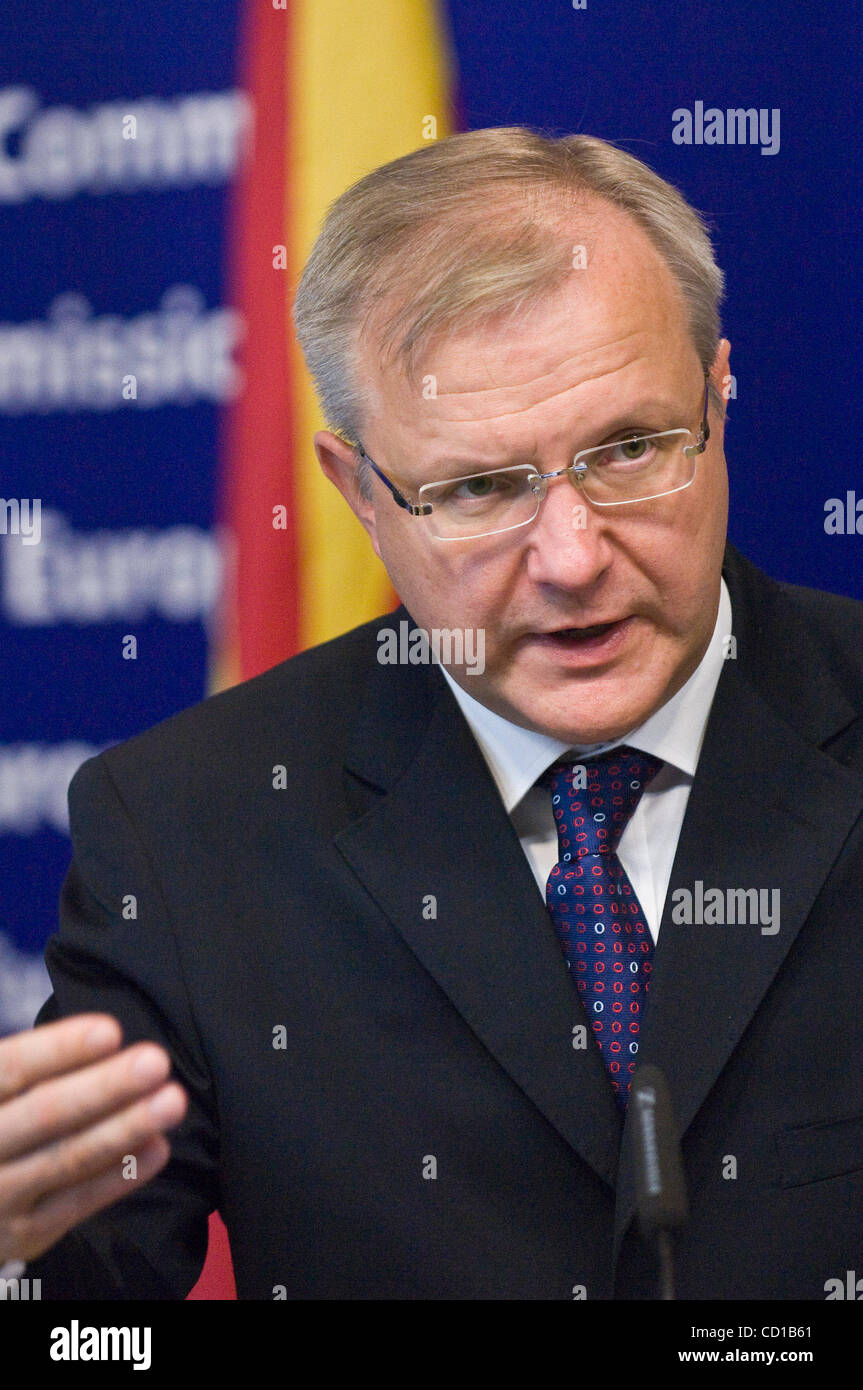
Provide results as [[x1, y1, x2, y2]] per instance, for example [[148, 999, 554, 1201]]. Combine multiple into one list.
[[630, 1063, 689, 1299]]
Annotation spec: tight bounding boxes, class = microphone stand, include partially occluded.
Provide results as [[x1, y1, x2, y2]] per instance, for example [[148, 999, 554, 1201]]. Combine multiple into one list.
[[630, 1063, 689, 1301]]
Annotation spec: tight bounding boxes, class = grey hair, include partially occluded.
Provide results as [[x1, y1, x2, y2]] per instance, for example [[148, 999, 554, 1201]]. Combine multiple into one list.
[[292, 127, 726, 501]]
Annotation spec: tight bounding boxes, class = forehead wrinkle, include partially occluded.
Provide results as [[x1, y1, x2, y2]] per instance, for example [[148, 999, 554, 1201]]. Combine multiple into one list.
[[408, 353, 655, 438], [420, 329, 658, 413], [439, 354, 648, 418]]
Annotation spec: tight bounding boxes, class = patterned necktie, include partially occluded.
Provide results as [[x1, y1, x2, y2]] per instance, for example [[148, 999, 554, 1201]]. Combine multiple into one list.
[[543, 747, 663, 1109]]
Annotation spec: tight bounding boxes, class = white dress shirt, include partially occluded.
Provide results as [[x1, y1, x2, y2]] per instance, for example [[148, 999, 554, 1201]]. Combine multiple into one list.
[[438, 578, 732, 944]]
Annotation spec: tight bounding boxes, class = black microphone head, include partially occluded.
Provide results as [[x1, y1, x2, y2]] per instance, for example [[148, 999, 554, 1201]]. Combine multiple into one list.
[[630, 1063, 689, 1237]]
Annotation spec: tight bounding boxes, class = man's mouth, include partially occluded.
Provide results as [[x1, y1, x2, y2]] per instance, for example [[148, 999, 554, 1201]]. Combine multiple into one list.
[[527, 616, 635, 659], [551, 621, 618, 639]]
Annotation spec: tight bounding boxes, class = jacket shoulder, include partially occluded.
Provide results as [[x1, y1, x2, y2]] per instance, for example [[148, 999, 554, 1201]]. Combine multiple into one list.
[[776, 575, 863, 686], [85, 611, 392, 796]]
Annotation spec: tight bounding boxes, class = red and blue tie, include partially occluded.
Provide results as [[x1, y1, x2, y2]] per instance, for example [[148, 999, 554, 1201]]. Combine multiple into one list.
[[543, 747, 663, 1109]]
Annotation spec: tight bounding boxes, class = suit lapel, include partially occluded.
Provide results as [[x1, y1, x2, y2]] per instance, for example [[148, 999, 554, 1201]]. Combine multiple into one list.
[[613, 546, 863, 1259], [335, 626, 622, 1192]]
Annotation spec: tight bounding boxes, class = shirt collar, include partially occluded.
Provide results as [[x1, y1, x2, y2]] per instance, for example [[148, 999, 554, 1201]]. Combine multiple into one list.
[[438, 577, 732, 814]]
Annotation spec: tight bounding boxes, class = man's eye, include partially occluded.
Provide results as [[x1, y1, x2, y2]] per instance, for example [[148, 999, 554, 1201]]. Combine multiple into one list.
[[456, 476, 497, 498], [594, 435, 659, 468], [617, 437, 650, 461], [451, 473, 519, 499]]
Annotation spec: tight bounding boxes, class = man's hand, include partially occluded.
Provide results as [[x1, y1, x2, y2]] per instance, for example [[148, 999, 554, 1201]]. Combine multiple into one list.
[[0, 1013, 187, 1264]]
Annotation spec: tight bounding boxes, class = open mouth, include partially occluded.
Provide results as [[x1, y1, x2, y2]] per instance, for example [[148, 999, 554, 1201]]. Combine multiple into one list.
[[530, 616, 633, 655], [553, 621, 617, 639]]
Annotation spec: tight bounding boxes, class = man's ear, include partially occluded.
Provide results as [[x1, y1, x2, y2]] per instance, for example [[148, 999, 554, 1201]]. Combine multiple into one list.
[[314, 430, 382, 558], [709, 339, 732, 423]]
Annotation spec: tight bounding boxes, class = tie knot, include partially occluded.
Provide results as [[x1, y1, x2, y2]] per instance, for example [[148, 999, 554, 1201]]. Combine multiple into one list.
[[543, 746, 663, 859]]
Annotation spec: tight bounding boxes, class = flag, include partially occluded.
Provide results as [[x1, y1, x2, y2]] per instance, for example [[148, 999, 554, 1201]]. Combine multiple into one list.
[[211, 0, 459, 689]]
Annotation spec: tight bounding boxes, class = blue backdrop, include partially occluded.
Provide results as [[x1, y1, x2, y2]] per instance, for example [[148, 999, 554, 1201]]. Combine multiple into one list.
[[1, 0, 860, 1033]]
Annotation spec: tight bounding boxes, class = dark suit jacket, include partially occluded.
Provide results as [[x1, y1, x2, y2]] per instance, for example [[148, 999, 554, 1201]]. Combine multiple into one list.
[[29, 542, 863, 1299]]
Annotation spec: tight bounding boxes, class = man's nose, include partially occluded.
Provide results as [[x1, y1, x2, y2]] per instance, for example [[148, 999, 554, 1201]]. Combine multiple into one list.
[[522, 473, 615, 588]]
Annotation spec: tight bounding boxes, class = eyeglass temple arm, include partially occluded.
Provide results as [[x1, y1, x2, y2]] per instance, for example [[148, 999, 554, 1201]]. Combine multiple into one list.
[[356, 445, 433, 516], [683, 375, 711, 457]]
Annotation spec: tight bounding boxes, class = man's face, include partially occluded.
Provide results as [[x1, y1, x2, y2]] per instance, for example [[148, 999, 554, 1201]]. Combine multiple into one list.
[[317, 201, 730, 745]]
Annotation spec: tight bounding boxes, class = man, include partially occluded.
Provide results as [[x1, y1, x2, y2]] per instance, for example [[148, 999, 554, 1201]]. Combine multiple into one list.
[[2, 128, 862, 1299]]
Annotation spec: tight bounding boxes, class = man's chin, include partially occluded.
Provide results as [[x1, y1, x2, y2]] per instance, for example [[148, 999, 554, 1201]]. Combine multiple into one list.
[[488, 668, 670, 744], [520, 711, 644, 745], [472, 686, 637, 744]]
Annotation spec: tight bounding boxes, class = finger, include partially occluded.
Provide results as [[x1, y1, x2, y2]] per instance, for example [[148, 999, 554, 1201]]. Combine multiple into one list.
[[2, 1135, 171, 1266], [0, 1082, 187, 1216], [0, 1015, 124, 1104], [0, 1042, 174, 1165]]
